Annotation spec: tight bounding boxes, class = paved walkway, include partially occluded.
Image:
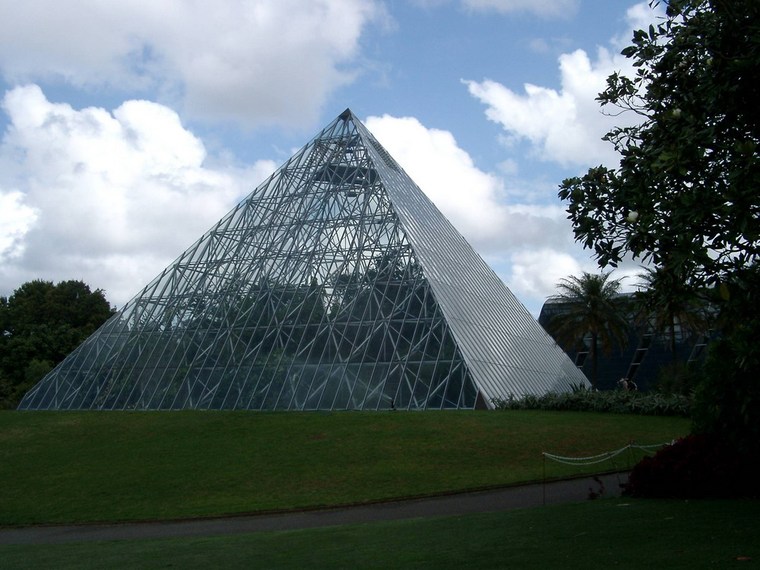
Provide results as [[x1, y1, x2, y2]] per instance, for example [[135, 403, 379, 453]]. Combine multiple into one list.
[[0, 472, 629, 545]]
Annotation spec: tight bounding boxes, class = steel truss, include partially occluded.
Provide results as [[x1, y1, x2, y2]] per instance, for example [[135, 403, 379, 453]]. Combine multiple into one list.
[[19, 109, 587, 410]]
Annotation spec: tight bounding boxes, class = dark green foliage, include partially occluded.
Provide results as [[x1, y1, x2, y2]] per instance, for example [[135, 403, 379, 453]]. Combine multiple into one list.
[[491, 388, 691, 417], [623, 434, 755, 498], [653, 360, 702, 396], [692, 311, 760, 458], [633, 266, 711, 359], [558, 0, 760, 285], [0, 280, 114, 408], [557, 0, 760, 469]]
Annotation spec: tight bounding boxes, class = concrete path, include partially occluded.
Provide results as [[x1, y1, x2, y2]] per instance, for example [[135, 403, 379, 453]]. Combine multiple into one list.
[[0, 472, 629, 545]]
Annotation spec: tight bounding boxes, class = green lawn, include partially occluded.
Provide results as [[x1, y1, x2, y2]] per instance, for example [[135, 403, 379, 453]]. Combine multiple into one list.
[[1, 499, 757, 569], [0, 410, 688, 525]]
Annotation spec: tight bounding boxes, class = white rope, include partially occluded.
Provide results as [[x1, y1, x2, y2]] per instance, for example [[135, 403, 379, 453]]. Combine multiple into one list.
[[543, 447, 628, 466], [629, 441, 675, 455], [542, 441, 672, 466], [631, 441, 674, 450]]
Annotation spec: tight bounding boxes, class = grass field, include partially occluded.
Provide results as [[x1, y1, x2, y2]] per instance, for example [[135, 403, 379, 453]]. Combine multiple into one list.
[[1, 499, 757, 569], [0, 409, 688, 525]]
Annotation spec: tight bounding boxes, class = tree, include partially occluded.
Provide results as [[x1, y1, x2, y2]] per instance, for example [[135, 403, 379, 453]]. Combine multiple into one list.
[[635, 266, 710, 359], [0, 280, 114, 408], [557, 0, 760, 464], [558, 0, 760, 290], [547, 272, 630, 389]]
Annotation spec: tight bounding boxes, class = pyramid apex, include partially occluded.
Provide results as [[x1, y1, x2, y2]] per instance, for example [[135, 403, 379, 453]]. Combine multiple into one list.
[[339, 108, 353, 121]]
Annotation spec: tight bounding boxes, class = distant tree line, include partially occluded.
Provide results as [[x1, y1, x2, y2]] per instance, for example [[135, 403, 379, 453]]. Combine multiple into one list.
[[0, 280, 114, 408]]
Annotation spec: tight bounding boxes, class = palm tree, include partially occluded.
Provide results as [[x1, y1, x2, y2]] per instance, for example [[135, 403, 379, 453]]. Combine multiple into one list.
[[547, 272, 630, 389], [635, 266, 709, 360]]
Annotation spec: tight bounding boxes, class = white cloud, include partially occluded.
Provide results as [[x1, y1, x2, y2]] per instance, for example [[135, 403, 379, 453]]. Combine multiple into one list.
[[365, 114, 508, 250], [618, 2, 666, 48], [0, 90, 586, 312], [463, 3, 659, 168], [0, 0, 382, 127], [528, 38, 552, 54], [364, 114, 582, 264], [508, 248, 584, 303], [503, 248, 650, 315], [0, 85, 273, 306], [410, 0, 578, 16], [0, 191, 37, 261], [461, 0, 579, 18], [464, 45, 631, 167]]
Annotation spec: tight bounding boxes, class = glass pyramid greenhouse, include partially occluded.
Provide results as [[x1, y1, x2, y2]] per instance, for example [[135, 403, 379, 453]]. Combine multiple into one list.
[[19, 109, 588, 411]]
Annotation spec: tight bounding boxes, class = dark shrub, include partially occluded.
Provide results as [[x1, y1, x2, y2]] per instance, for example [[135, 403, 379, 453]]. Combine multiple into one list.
[[691, 335, 760, 459], [491, 389, 691, 417], [623, 434, 756, 499]]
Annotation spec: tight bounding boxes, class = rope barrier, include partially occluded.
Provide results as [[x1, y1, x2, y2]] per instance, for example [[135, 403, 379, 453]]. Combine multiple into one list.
[[630, 442, 671, 454], [542, 441, 673, 466], [543, 447, 629, 466], [540, 441, 674, 505]]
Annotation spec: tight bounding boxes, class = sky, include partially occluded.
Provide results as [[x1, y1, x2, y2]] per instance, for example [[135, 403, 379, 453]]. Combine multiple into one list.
[[0, 0, 663, 316]]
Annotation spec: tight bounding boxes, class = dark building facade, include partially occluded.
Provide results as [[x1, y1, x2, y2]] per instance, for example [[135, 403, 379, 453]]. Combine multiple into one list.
[[538, 295, 712, 392]]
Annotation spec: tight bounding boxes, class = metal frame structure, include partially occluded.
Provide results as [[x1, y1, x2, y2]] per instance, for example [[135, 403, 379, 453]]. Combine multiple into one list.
[[19, 109, 587, 410]]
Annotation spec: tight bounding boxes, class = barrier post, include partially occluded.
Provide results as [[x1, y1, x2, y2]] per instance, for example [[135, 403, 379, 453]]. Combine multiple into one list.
[[542, 453, 546, 506]]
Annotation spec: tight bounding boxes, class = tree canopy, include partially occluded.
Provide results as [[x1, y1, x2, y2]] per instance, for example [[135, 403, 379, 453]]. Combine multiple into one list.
[[634, 266, 710, 358], [558, 0, 760, 460], [558, 0, 760, 290], [0, 280, 114, 408], [547, 272, 629, 389]]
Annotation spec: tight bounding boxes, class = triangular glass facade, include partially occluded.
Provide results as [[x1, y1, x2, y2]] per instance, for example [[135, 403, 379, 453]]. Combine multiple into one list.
[[19, 109, 588, 411]]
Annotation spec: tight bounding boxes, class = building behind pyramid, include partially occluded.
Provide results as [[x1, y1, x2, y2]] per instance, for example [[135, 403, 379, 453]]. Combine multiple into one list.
[[19, 109, 588, 411]]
